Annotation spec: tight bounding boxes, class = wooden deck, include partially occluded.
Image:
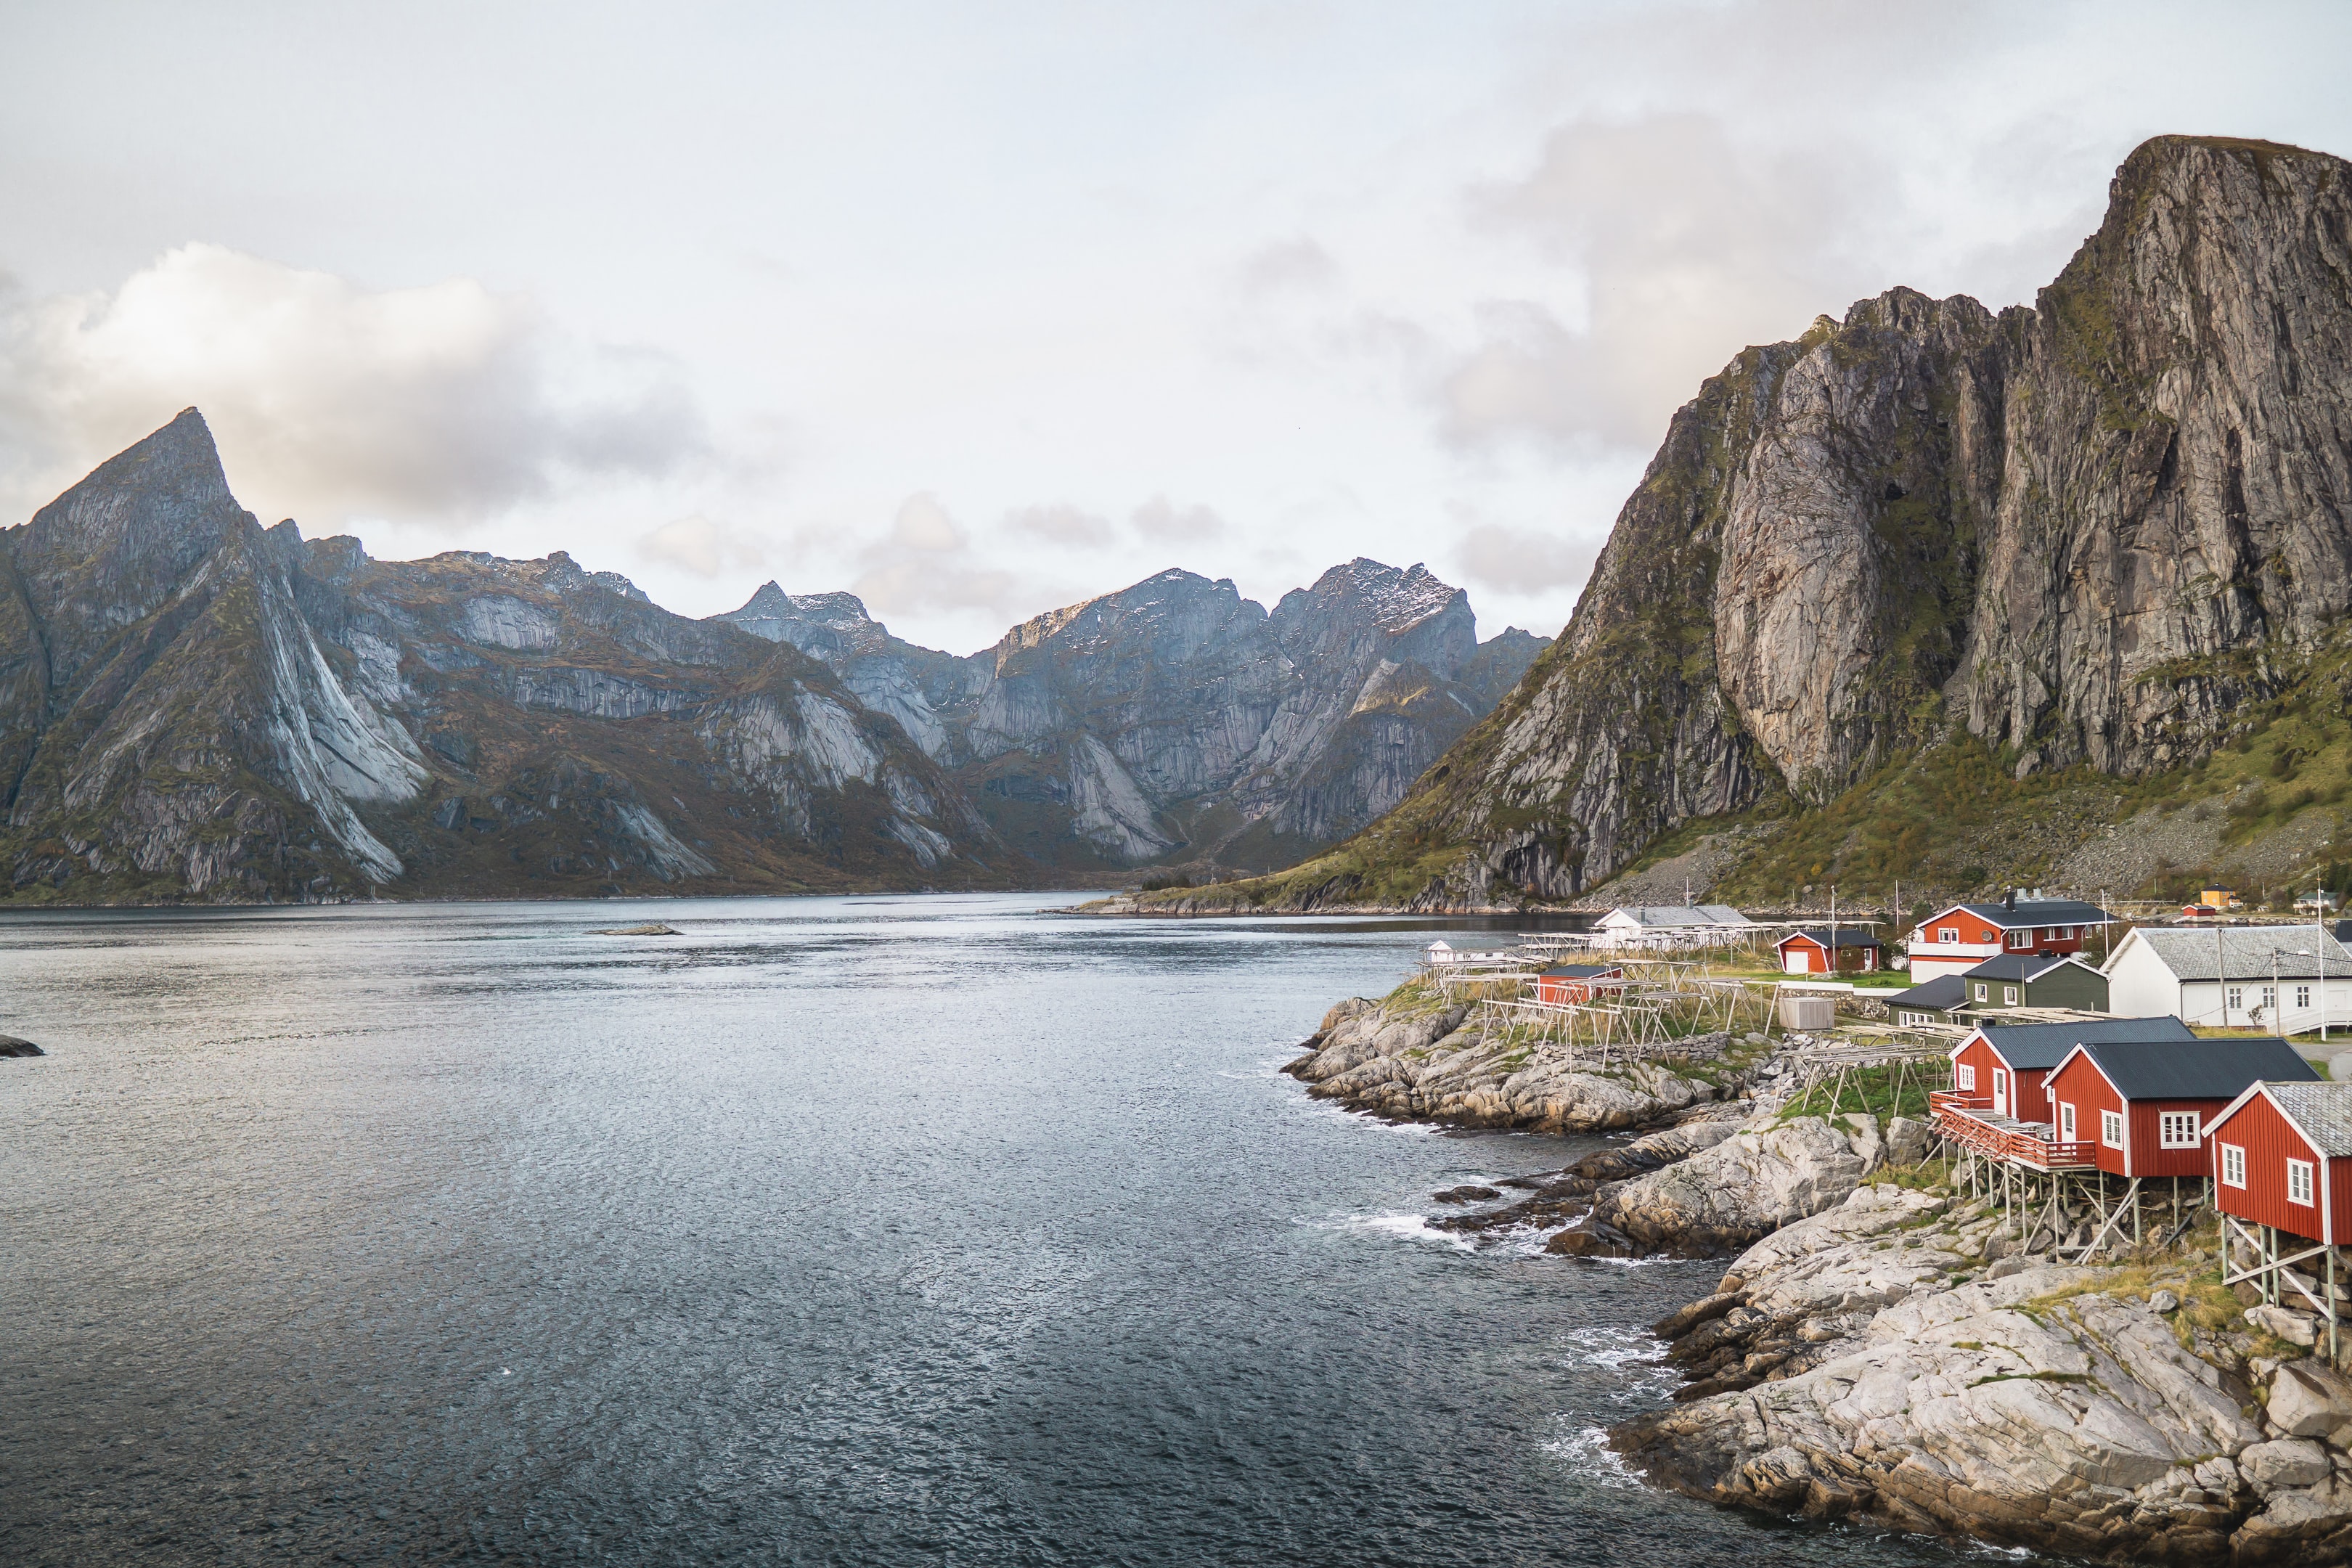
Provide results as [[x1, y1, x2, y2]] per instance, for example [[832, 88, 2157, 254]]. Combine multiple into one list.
[[1930, 1090, 2097, 1170]]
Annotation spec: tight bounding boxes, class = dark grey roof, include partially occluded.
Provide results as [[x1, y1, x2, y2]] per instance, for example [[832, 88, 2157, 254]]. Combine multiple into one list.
[[2122, 924, 2352, 982], [1890, 974, 1965, 1010], [1953, 899, 2114, 929], [1539, 963, 1620, 979], [2074, 1036, 2322, 1101], [1973, 1016, 2197, 1070], [2264, 1081, 2352, 1156], [1784, 927, 1885, 948], [1964, 952, 2075, 983]]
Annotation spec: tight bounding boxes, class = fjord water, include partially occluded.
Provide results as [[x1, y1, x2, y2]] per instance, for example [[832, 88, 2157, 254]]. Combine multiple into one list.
[[3, 896, 1951, 1567]]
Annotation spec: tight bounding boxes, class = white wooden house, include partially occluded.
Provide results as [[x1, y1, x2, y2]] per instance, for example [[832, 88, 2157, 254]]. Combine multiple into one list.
[[1593, 905, 1755, 950], [2102, 923, 2352, 1034]]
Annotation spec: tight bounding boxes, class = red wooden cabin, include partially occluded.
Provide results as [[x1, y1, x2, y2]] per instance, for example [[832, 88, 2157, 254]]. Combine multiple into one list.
[[1535, 963, 1623, 1005], [2046, 1035, 2319, 1180], [1946, 1016, 2195, 1124], [2205, 1081, 2352, 1244], [1775, 928, 1884, 975]]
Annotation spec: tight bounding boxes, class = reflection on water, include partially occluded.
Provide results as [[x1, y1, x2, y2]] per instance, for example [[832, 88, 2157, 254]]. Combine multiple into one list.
[[2, 894, 1959, 1565]]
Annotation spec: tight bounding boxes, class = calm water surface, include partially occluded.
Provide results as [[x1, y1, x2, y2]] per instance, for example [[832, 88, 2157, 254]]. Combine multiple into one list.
[[1, 894, 1968, 1566]]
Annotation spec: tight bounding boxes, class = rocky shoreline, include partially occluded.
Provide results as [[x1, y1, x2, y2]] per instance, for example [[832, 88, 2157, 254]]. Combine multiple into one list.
[[1296, 983, 2352, 1563]]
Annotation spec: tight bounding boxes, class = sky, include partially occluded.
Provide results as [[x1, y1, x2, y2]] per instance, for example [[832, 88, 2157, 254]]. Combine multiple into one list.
[[2, 1, 2349, 656]]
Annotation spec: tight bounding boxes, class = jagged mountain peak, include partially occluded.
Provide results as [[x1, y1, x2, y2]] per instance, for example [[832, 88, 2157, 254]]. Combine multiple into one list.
[[1277, 558, 1469, 637]]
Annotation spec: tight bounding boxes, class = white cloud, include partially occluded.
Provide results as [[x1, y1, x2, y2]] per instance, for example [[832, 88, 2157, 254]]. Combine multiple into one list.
[[1439, 112, 1879, 454], [852, 493, 1025, 619], [0, 242, 706, 528], [1453, 520, 1596, 597], [635, 513, 769, 578], [1130, 497, 1225, 544], [1005, 502, 1116, 547]]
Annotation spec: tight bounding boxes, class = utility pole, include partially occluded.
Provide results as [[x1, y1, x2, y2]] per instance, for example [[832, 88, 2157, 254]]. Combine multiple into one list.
[[2216, 919, 2228, 1028]]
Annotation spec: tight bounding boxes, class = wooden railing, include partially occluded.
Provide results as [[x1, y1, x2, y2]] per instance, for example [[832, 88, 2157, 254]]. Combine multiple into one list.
[[1930, 1090, 2096, 1169]]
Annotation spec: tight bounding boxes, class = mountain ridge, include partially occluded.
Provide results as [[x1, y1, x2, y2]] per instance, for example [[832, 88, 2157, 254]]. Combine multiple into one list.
[[713, 559, 1543, 875], [0, 413, 1542, 902]]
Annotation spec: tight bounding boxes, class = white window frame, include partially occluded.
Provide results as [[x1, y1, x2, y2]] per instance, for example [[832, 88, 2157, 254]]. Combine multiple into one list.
[[2101, 1109, 2125, 1149], [2009, 929, 2033, 949], [2261, 985, 2277, 1012], [2297, 984, 2311, 1009], [2003, 985, 2020, 1005], [2159, 1111, 2198, 1148], [2062, 926, 2076, 939], [2059, 1102, 2077, 1140], [1937, 926, 1959, 944], [1956, 1062, 1977, 1091], [2288, 1158, 2316, 1207], [2221, 1143, 2246, 1188], [2226, 985, 2244, 1012], [1975, 982, 1989, 1000]]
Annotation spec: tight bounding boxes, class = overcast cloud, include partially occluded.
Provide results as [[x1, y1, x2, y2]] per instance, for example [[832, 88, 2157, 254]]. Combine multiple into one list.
[[0, 1, 2345, 653], [0, 242, 704, 529]]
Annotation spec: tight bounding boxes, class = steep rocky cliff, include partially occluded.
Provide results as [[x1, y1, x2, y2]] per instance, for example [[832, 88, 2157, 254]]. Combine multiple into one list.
[[716, 562, 1544, 873], [1151, 135, 2352, 911], [0, 412, 1003, 902]]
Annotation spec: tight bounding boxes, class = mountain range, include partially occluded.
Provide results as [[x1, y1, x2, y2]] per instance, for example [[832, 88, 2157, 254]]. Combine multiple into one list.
[[1138, 134, 2352, 914], [713, 568, 1541, 873], [0, 415, 1539, 902]]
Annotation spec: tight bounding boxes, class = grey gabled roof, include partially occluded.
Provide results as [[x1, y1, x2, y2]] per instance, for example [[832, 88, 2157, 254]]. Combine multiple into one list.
[[2122, 923, 2352, 982], [2263, 1081, 2352, 1156], [1972, 1016, 2197, 1071], [1784, 927, 1885, 949], [1603, 905, 1755, 928], [1964, 952, 2092, 984], [2072, 1036, 2322, 1101], [1890, 973, 1966, 1010], [1539, 963, 1620, 979], [1951, 899, 2115, 930]]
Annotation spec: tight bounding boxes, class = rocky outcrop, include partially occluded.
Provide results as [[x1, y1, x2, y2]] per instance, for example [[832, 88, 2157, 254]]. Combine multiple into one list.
[[1614, 1185, 2352, 1562], [717, 563, 1544, 875], [1284, 991, 1741, 1132], [0, 412, 1003, 902], [1193, 134, 2352, 910], [1581, 1116, 1879, 1255]]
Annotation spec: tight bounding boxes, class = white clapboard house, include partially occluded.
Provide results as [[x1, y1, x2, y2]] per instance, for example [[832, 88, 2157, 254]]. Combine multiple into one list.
[[1593, 906, 1755, 948], [2102, 923, 2352, 1034]]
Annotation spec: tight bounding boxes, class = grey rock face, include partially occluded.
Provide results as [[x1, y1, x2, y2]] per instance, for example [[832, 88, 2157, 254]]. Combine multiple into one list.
[[1358, 136, 2352, 905], [717, 560, 1544, 870], [0, 413, 997, 902], [1612, 1187, 2352, 1561], [1589, 1116, 1876, 1254], [1282, 988, 1730, 1132]]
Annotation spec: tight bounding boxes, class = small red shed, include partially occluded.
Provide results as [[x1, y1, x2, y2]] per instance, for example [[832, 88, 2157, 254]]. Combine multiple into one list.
[[1946, 1016, 2195, 1124], [1535, 963, 1624, 1005], [2205, 1080, 2352, 1246], [1776, 928, 1885, 975], [2046, 1035, 2320, 1180]]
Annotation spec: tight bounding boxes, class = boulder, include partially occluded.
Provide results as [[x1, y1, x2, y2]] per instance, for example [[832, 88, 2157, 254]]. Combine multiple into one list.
[[1837, 1112, 1884, 1169], [2247, 1304, 2321, 1347], [2267, 1360, 2352, 1440], [1882, 1115, 1930, 1166], [2149, 1289, 2181, 1314], [1588, 1117, 1871, 1255], [2241, 1438, 2332, 1492]]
